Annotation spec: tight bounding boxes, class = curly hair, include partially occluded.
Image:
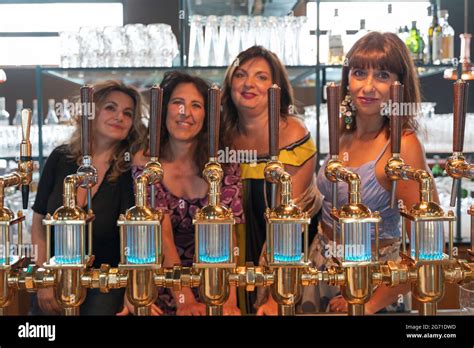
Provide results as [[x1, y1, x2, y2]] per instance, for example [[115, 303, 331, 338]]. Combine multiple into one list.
[[66, 80, 147, 182]]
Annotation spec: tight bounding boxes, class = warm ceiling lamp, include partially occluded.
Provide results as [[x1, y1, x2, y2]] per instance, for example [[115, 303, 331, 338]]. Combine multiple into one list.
[[444, 0, 474, 80]]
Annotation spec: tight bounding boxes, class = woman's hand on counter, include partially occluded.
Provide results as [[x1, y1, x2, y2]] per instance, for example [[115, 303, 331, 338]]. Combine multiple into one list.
[[328, 295, 348, 313], [116, 295, 163, 316], [37, 288, 62, 315], [223, 303, 242, 316], [176, 301, 206, 316]]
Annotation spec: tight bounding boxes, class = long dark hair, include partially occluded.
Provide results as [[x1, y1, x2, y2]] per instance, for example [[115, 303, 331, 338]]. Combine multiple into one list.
[[341, 32, 420, 136], [221, 45, 295, 135], [154, 71, 219, 174]]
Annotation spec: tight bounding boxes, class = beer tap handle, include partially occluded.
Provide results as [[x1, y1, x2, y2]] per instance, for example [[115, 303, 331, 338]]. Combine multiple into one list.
[[80, 85, 94, 158], [453, 80, 469, 153], [150, 85, 163, 160], [326, 83, 340, 157], [208, 85, 221, 159], [450, 80, 470, 207], [20, 108, 32, 209], [268, 84, 281, 159], [389, 81, 404, 209], [327, 83, 340, 234]]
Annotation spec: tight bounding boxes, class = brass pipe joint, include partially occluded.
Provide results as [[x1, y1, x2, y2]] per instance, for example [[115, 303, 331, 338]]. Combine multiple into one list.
[[300, 266, 345, 287], [203, 161, 224, 184], [155, 266, 201, 291], [385, 156, 433, 203], [264, 160, 288, 184], [375, 261, 411, 287], [12, 266, 55, 291], [141, 159, 164, 185], [446, 154, 474, 179], [228, 264, 274, 291], [325, 158, 362, 205], [83, 264, 127, 292]]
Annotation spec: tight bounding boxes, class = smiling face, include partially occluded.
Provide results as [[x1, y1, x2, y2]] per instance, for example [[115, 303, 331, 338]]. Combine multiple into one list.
[[94, 90, 134, 143], [230, 57, 273, 117], [348, 67, 399, 117], [165, 82, 205, 143]]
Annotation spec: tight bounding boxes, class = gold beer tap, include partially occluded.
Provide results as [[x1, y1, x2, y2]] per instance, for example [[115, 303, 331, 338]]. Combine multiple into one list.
[[0, 108, 33, 315], [3, 86, 202, 316], [115, 85, 185, 316], [39, 85, 97, 315], [323, 82, 387, 316], [445, 79, 474, 260], [261, 84, 311, 316], [385, 81, 473, 315], [191, 85, 239, 316]]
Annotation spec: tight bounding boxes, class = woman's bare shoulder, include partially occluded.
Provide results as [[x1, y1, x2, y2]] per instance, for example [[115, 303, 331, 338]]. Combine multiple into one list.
[[280, 116, 309, 147]]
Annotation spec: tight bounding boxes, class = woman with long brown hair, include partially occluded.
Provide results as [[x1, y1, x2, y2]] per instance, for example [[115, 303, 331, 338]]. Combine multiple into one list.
[[126, 71, 243, 315], [31, 80, 147, 315], [221, 46, 323, 314], [306, 31, 439, 314]]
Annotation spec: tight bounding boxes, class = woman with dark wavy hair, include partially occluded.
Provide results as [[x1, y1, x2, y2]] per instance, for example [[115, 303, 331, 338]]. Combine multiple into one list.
[[126, 71, 243, 315], [221, 46, 323, 315], [31, 80, 147, 315]]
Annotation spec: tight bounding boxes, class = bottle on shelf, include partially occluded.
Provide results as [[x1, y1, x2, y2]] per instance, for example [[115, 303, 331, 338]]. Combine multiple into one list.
[[355, 19, 369, 41], [439, 10, 454, 64], [431, 155, 445, 177], [59, 98, 72, 124], [385, 4, 396, 33], [0, 97, 9, 126], [32, 99, 39, 125], [327, 8, 345, 65], [428, 3, 442, 64], [13, 99, 23, 125], [398, 25, 409, 44], [405, 21, 424, 65], [44, 98, 59, 125]]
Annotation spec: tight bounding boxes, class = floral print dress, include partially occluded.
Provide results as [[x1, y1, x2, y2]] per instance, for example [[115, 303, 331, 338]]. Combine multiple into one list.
[[132, 163, 244, 315]]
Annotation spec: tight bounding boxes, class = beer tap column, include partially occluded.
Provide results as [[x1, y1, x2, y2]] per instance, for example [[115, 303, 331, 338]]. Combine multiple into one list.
[[0, 109, 33, 314], [385, 82, 459, 316], [445, 80, 474, 259], [263, 85, 310, 316], [42, 85, 97, 316], [191, 85, 236, 316], [324, 83, 382, 316], [117, 85, 165, 316]]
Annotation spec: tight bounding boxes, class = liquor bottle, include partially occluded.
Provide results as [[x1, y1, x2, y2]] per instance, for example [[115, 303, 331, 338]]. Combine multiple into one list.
[[439, 10, 454, 64], [350, 19, 370, 50], [328, 8, 345, 65], [0, 97, 9, 126], [428, 3, 442, 64], [44, 98, 59, 125], [385, 4, 396, 33], [405, 21, 424, 64], [431, 155, 444, 177], [13, 99, 23, 125]]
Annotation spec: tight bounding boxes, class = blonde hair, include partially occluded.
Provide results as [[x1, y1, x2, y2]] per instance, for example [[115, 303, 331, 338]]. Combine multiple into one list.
[[67, 80, 147, 182]]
